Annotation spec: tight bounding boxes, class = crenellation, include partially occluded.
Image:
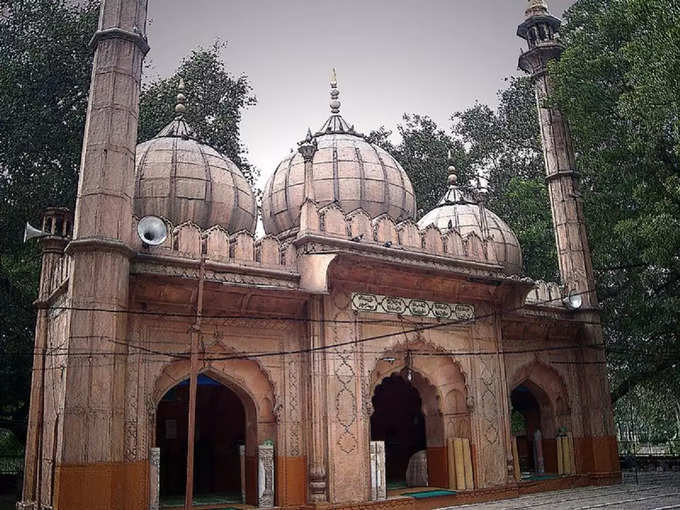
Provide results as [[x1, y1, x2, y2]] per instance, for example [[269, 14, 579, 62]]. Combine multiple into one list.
[[319, 203, 348, 237], [396, 220, 421, 248], [346, 208, 373, 241], [444, 229, 466, 257], [231, 230, 256, 262], [422, 225, 445, 255], [257, 236, 282, 266], [172, 221, 201, 257], [464, 231, 485, 261], [372, 214, 399, 245], [203, 225, 230, 260], [282, 242, 297, 268]]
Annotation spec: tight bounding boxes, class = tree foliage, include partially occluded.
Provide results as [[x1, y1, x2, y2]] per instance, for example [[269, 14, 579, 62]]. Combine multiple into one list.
[[367, 115, 469, 216], [0, 1, 256, 440], [0, 0, 99, 441], [451, 77, 557, 281], [368, 78, 557, 281], [139, 41, 258, 184], [549, 0, 680, 419]]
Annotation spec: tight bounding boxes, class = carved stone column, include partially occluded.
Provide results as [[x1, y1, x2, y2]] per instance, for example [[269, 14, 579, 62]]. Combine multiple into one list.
[[369, 441, 386, 500], [306, 296, 328, 502], [258, 443, 275, 508], [149, 448, 160, 510]]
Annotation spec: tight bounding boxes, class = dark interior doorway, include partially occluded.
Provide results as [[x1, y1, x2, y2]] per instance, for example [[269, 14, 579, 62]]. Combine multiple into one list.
[[156, 374, 245, 507], [511, 384, 541, 473], [370, 374, 427, 486]]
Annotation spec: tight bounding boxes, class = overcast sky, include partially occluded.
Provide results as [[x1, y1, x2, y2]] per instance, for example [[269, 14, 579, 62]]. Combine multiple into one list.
[[144, 0, 575, 189]]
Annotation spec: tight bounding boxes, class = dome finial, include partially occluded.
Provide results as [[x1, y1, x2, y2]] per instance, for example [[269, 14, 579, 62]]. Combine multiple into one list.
[[175, 77, 187, 117], [330, 68, 341, 114], [447, 149, 457, 187], [525, 0, 549, 18]]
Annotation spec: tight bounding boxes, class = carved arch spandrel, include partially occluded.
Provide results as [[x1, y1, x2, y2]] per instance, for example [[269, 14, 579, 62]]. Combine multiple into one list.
[[365, 335, 472, 400], [151, 343, 280, 454]]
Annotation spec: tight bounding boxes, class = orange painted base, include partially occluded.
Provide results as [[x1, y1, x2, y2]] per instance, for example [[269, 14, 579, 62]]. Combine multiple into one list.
[[426, 447, 448, 488], [574, 435, 620, 475], [277, 456, 307, 506], [245, 455, 258, 506], [53, 460, 148, 510]]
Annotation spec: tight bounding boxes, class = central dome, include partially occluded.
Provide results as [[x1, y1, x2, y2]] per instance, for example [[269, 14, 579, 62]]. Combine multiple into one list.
[[261, 74, 416, 236]]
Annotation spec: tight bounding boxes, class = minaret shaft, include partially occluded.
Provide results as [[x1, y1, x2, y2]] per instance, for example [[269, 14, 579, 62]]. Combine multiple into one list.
[[518, 7, 597, 307], [534, 73, 597, 306]]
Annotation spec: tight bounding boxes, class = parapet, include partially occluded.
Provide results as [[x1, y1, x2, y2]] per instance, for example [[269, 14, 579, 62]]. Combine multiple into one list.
[[131, 217, 297, 269], [300, 201, 501, 267]]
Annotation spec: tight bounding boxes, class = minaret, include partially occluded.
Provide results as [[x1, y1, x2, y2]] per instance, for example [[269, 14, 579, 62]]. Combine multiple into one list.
[[17, 1, 151, 509], [517, 0, 597, 308], [517, 0, 619, 479]]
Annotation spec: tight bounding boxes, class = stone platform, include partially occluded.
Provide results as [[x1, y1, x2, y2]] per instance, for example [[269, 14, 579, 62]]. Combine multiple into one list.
[[439, 472, 680, 510]]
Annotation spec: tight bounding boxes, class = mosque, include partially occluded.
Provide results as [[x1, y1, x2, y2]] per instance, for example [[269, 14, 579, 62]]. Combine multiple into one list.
[[17, 1, 620, 509]]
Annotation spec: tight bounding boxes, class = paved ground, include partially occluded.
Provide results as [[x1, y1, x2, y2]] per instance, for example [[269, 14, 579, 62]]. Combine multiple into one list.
[[440, 472, 680, 510]]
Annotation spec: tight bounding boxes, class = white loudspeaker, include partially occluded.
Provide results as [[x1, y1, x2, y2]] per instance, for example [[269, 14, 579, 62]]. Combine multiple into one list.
[[23, 222, 49, 243], [137, 216, 168, 246], [562, 292, 583, 311]]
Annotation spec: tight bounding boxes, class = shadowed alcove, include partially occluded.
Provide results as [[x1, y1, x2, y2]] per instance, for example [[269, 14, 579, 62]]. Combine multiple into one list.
[[370, 373, 427, 487], [156, 374, 245, 507]]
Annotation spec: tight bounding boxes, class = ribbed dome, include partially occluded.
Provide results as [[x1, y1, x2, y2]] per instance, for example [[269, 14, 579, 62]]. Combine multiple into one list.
[[262, 133, 416, 236], [418, 182, 523, 274], [134, 117, 258, 233], [261, 73, 416, 236]]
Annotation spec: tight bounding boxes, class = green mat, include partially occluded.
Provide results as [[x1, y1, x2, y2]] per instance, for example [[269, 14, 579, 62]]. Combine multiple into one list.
[[387, 480, 408, 490], [160, 492, 241, 507], [402, 489, 456, 499], [521, 473, 559, 481]]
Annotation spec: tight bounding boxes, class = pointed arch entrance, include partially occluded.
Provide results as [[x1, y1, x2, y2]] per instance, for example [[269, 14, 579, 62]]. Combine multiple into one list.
[[156, 375, 246, 506], [369, 342, 471, 490], [152, 354, 277, 509], [509, 361, 571, 476], [370, 373, 427, 487]]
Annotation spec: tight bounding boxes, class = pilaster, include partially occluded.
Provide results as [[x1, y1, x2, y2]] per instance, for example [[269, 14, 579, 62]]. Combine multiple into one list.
[[307, 295, 328, 502]]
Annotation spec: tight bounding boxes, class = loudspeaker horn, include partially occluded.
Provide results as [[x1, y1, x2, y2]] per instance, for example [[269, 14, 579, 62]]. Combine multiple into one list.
[[137, 216, 168, 246], [562, 291, 583, 311], [23, 222, 49, 243]]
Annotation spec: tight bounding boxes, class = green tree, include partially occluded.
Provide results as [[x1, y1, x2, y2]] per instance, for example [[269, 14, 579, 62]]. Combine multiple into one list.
[[368, 78, 557, 281], [368, 115, 469, 216], [0, 0, 99, 441], [452, 77, 557, 281], [139, 42, 258, 184], [549, 0, 680, 431], [0, 1, 257, 441]]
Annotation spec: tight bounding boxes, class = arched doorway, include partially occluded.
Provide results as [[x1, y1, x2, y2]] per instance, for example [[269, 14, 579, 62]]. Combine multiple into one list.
[[369, 344, 470, 490], [370, 373, 427, 488], [510, 384, 542, 473], [509, 362, 572, 477], [156, 374, 246, 507]]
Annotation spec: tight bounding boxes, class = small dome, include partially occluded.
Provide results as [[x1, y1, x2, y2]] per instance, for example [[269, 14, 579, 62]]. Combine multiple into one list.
[[418, 182, 523, 274], [134, 117, 257, 233], [261, 73, 416, 236]]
